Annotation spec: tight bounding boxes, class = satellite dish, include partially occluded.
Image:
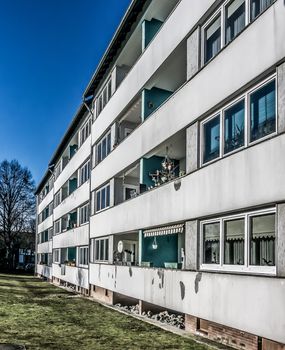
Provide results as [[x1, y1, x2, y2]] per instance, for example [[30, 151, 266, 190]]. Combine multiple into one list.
[[117, 241, 124, 253]]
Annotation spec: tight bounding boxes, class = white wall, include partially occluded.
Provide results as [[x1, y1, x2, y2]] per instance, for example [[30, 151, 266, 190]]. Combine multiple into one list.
[[37, 264, 52, 279], [37, 241, 52, 254], [90, 133, 285, 237], [52, 263, 89, 289], [89, 263, 285, 343], [38, 215, 53, 234], [91, 0, 285, 190], [91, 0, 216, 146], [53, 180, 90, 220], [53, 224, 89, 249], [38, 189, 53, 214], [54, 135, 91, 193]]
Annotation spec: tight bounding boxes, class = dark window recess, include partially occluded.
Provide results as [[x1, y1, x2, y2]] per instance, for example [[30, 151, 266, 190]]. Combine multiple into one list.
[[225, 0, 246, 44]]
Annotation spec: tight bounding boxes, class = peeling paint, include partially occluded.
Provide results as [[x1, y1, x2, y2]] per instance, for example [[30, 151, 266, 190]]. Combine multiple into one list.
[[129, 267, 133, 277], [179, 281, 185, 300], [194, 272, 202, 294]]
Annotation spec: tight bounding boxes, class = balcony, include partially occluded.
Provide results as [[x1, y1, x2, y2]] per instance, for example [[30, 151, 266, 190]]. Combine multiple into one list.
[[89, 263, 285, 344], [53, 224, 89, 249], [52, 263, 89, 289], [36, 264, 52, 279], [54, 180, 89, 220], [37, 241, 52, 254]]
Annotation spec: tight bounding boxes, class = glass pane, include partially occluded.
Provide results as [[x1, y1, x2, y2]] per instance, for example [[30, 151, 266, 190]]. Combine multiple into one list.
[[224, 218, 245, 265], [250, 80, 276, 142], [97, 143, 102, 163], [106, 185, 110, 207], [101, 188, 106, 209], [95, 241, 99, 260], [224, 100, 245, 154], [104, 239, 109, 261], [203, 222, 220, 264], [96, 191, 101, 212], [205, 15, 221, 63], [226, 0, 245, 44], [100, 240, 105, 260], [203, 115, 220, 163], [102, 138, 107, 159], [250, 213, 275, 266], [107, 133, 111, 154], [251, 0, 273, 20]]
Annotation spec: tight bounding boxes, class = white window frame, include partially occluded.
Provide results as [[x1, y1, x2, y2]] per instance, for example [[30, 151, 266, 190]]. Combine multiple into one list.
[[95, 130, 111, 166], [78, 246, 89, 267], [79, 159, 90, 186], [95, 183, 110, 213], [96, 77, 112, 117], [200, 75, 277, 166], [79, 202, 89, 225], [54, 220, 61, 235], [53, 249, 60, 264], [91, 238, 109, 263], [80, 118, 91, 146], [200, 207, 276, 275]]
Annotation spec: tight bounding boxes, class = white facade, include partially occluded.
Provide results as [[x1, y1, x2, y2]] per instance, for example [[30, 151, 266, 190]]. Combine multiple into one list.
[[36, 0, 285, 348]]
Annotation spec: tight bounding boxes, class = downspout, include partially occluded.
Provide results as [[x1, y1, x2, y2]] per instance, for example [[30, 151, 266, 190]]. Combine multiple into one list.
[[83, 98, 94, 295]]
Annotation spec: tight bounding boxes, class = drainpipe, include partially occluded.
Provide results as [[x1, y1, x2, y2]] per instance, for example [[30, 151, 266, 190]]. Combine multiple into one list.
[[83, 98, 94, 295]]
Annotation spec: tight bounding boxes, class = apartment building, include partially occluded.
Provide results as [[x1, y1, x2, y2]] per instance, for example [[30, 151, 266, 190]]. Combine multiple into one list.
[[35, 0, 285, 348]]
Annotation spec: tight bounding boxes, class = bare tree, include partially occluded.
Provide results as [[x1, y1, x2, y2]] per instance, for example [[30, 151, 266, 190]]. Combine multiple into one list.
[[0, 160, 35, 270]]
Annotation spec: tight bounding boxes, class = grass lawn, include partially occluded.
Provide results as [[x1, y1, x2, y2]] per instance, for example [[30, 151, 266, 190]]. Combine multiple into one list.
[[0, 274, 214, 350]]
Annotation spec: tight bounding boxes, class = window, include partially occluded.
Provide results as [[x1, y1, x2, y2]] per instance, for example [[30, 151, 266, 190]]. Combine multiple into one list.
[[95, 184, 110, 212], [251, 0, 274, 20], [225, 0, 246, 44], [203, 115, 220, 163], [79, 246, 89, 266], [96, 78, 112, 117], [54, 220, 61, 235], [91, 238, 109, 262], [53, 249, 60, 263], [48, 228, 53, 240], [200, 209, 276, 273], [48, 253, 52, 267], [54, 191, 61, 208], [54, 162, 61, 180], [80, 118, 91, 146], [96, 131, 111, 165], [80, 203, 89, 225], [201, 76, 276, 165], [250, 79, 276, 143], [250, 213, 275, 266], [224, 218, 245, 265], [79, 160, 90, 185], [224, 99, 245, 154], [203, 222, 220, 264], [204, 14, 221, 63]]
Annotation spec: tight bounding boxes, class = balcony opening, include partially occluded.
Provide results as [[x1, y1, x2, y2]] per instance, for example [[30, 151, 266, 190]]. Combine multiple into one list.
[[113, 231, 139, 266], [140, 129, 186, 190], [141, 223, 185, 269], [115, 95, 142, 146], [114, 163, 141, 205], [61, 210, 78, 232], [68, 171, 78, 196], [61, 247, 76, 267], [61, 182, 68, 201]]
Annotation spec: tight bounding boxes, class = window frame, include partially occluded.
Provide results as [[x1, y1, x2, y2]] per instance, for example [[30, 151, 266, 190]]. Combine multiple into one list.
[[53, 249, 60, 264], [95, 130, 112, 166], [78, 246, 89, 267], [200, 207, 276, 275], [79, 159, 91, 186], [79, 202, 90, 225], [94, 183, 111, 213], [91, 238, 109, 263], [201, 75, 276, 166]]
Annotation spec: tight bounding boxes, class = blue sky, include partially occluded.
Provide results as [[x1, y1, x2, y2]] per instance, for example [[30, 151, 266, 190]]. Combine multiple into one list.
[[0, 0, 131, 184]]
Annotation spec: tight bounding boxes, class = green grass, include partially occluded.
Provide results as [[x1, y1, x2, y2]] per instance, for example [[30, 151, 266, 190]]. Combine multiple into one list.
[[0, 274, 213, 350]]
